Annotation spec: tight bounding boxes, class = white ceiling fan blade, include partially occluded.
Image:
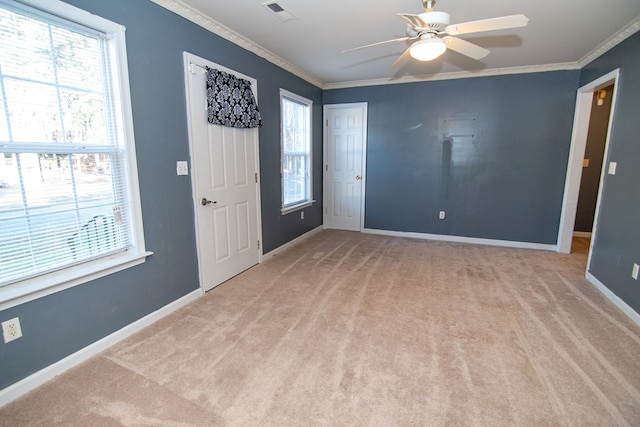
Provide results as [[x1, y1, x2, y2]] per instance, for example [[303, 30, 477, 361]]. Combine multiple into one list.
[[391, 47, 412, 68], [443, 36, 490, 60], [445, 14, 528, 36], [397, 13, 430, 30], [342, 36, 411, 53]]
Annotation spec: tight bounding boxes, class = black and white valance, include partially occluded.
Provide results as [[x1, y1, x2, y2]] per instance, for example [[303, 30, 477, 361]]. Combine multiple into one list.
[[206, 67, 262, 128]]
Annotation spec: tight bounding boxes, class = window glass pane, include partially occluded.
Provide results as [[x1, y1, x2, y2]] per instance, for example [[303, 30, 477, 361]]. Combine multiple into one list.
[[0, 7, 54, 84], [60, 89, 108, 145], [0, 152, 126, 285], [49, 25, 104, 90], [281, 95, 311, 208], [4, 79, 62, 143], [0, 2, 138, 289]]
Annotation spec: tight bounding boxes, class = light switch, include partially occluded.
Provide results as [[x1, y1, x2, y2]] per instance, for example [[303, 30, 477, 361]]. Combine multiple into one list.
[[608, 161, 617, 175], [176, 161, 189, 176]]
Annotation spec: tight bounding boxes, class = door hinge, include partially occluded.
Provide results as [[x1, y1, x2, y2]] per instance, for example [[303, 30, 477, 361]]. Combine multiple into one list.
[[257, 240, 261, 249], [255, 172, 258, 183]]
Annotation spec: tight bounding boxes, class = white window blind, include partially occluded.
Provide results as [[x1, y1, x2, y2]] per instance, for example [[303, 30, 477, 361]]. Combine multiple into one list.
[[281, 89, 312, 210], [0, 1, 138, 288]]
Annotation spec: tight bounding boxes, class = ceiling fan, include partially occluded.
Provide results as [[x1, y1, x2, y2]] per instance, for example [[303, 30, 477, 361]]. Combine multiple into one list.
[[343, 0, 529, 67]]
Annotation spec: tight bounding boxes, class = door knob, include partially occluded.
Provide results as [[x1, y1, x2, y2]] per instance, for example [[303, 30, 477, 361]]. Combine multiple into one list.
[[355, 175, 361, 180], [201, 198, 217, 206]]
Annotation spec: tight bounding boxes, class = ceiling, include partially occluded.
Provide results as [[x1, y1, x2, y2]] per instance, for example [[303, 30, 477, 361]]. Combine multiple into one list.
[[154, 0, 640, 88]]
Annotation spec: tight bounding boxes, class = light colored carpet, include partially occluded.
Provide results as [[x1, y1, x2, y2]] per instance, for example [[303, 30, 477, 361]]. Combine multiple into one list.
[[1, 231, 640, 426]]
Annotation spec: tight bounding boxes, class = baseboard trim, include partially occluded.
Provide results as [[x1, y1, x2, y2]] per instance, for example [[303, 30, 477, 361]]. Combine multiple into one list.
[[262, 226, 324, 261], [586, 272, 640, 328], [0, 288, 202, 408], [573, 231, 592, 238], [362, 228, 557, 251]]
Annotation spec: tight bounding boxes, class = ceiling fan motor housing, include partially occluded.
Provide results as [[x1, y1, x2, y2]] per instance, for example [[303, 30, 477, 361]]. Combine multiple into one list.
[[421, 11, 450, 32]]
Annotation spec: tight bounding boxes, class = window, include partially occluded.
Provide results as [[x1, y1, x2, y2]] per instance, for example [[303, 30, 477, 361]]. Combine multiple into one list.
[[0, 0, 148, 306], [280, 89, 312, 212]]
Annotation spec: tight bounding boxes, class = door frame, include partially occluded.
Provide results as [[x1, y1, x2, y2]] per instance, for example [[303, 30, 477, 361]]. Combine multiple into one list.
[[323, 102, 368, 231], [183, 51, 263, 292], [557, 68, 620, 257]]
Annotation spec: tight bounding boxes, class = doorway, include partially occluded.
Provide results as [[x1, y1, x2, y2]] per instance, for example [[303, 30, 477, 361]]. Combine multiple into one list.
[[573, 84, 614, 236], [183, 52, 262, 292], [557, 69, 620, 256], [323, 103, 368, 231]]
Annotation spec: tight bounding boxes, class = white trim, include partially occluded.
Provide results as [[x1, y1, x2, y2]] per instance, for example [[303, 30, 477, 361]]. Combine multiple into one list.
[[0, 289, 202, 408], [280, 89, 314, 212], [557, 69, 620, 254], [150, 0, 323, 88], [262, 226, 323, 262], [6, 0, 125, 32], [573, 231, 592, 238], [586, 272, 640, 328], [0, 251, 152, 311], [281, 200, 315, 215], [577, 16, 640, 68], [363, 228, 556, 251], [323, 63, 581, 90], [0, 0, 149, 310]]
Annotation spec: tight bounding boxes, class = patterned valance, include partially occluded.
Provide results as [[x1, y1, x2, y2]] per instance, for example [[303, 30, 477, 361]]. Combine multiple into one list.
[[206, 67, 262, 128]]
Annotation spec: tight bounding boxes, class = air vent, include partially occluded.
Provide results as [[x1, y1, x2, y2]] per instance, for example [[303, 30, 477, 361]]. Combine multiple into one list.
[[262, 1, 296, 21]]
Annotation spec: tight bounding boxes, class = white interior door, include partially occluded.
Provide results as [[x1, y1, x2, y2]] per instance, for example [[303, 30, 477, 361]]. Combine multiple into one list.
[[184, 53, 261, 291], [324, 103, 367, 231]]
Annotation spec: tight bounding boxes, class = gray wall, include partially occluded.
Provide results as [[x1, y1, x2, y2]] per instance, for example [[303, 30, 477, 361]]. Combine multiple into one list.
[[580, 31, 640, 313], [0, 0, 322, 390], [324, 71, 580, 244]]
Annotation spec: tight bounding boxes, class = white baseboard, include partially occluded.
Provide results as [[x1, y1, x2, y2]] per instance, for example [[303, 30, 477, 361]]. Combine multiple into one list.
[[0, 288, 202, 408], [262, 226, 324, 261], [362, 228, 557, 251], [573, 231, 592, 238], [586, 271, 640, 328]]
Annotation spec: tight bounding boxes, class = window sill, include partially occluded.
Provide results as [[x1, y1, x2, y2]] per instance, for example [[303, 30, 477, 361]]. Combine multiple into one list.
[[0, 250, 153, 311], [281, 200, 315, 215]]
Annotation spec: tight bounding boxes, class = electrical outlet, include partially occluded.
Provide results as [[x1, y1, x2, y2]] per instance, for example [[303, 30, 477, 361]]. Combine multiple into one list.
[[439, 211, 446, 220], [2, 317, 22, 343], [633, 263, 639, 280]]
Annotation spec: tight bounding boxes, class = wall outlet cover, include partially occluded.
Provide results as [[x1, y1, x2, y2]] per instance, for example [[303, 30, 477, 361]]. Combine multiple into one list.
[[2, 317, 23, 343]]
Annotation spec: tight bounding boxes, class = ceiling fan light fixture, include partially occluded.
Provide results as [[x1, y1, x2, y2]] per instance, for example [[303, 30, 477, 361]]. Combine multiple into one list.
[[409, 37, 446, 61]]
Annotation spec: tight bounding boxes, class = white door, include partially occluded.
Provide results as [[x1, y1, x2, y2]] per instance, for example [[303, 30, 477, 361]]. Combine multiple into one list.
[[324, 103, 367, 231], [184, 53, 261, 291]]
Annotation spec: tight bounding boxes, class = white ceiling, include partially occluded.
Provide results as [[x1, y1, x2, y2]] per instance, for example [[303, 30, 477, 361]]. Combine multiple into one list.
[[155, 0, 640, 88]]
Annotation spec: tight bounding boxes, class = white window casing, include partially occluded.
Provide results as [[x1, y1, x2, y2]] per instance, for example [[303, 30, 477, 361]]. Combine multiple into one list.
[[280, 88, 313, 214], [0, 0, 151, 310]]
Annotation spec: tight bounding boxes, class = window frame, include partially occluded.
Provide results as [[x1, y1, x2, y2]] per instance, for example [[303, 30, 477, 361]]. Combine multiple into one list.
[[0, 0, 150, 310], [280, 88, 313, 214]]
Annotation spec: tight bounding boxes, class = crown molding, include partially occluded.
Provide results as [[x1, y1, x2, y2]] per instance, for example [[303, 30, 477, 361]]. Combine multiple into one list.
[[323, 62, 581, 90], [149, 0, 325, 88], [150, 0, 639, 91], [577, 15, 640, 67]]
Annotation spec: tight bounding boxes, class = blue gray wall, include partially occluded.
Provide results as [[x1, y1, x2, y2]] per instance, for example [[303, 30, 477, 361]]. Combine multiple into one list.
[[0, 0, 322, 390], [324, 71, 580, 244], [580, 31, 640, 313]]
